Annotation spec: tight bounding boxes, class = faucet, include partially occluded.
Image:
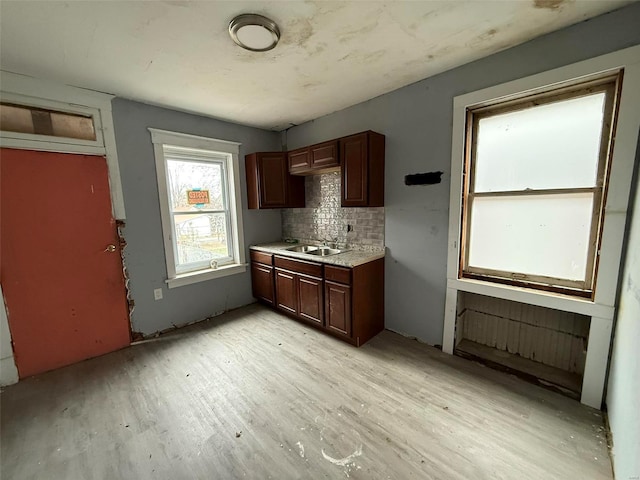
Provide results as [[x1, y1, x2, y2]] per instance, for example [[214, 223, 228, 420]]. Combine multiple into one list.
[[322, 237, 339, 248]]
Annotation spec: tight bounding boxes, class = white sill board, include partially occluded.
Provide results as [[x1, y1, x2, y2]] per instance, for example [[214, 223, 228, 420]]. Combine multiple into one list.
[[448, 277, 614, 319], [166, 264, 247, 288]]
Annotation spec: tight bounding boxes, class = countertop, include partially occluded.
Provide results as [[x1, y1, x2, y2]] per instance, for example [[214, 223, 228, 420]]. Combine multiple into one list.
[[250, 242, 385, 268]]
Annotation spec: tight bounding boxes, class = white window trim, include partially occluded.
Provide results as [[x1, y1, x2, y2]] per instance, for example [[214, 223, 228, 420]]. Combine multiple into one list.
[[0, 70, 125, 219], [149, 128, 246, 288], [443, 45, 640, 409]]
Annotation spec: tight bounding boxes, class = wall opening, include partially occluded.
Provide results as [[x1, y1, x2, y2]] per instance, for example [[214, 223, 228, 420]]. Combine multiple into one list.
[[455, 291, 589, 399]]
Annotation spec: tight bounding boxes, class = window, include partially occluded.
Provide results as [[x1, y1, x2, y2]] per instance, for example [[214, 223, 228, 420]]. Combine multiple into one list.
[[460, 73, 621, 297], [150, 129, 246, 288]]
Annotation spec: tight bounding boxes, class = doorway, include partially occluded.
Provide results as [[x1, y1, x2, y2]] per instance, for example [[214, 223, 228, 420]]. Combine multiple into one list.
[[0, 148, 131, 377]]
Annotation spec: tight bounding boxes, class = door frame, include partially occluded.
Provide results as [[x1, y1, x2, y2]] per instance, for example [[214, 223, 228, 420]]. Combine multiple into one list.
[[0, 71, 128, 383], [0, 70, 125, 220]]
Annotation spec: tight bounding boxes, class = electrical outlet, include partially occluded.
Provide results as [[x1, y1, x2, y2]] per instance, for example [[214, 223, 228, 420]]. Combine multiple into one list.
[[153, 288, 163, 300]]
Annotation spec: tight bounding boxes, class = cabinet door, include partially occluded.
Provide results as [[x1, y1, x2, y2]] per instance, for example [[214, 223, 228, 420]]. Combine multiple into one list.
[[297, 274, 324, 325], [310, 141, 339, 169], [275, 269, 297, 315], [251, 262, 274, 305], [340, 133, 368, 206], [325, 281, 352, 337], [288, 148, 310, 174], [258, 153, 288, 208]]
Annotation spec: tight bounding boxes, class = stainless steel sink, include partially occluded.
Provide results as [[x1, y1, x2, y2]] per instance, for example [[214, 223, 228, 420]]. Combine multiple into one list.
[[285, 245, 319, 253], [285, 244, 346, 256], [307, 247, 343, 256]]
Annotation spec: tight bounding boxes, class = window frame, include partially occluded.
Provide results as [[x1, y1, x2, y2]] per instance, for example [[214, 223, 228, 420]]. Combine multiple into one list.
[[149, 128, 246, 288], [459, 73, 622, 298]]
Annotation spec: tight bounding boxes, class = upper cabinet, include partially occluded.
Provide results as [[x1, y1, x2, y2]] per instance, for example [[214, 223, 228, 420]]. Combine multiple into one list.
[[287, 147, 310, 174], [288, 140, 340, 175], [340, 132, 385, 207], [246, 152, 305, 209], [246, 131, 384, 209]]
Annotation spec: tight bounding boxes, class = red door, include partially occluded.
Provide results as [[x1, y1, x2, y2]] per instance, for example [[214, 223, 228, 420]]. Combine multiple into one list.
[[0, 148, 131, 377]]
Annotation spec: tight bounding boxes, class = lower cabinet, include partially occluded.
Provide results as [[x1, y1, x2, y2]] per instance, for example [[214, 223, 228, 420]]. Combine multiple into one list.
[[250, 251, 274, 305], [250, 250, 384, 347], [297, 274, 323, 325], [273, 256, 324, 325], [325, 281, 351, 337], [274, 269, 297, 314]]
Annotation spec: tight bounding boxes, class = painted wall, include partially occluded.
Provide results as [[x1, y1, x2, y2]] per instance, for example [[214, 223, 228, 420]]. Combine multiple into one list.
[[285, 4, 640, 346], [606, 138, 640, 480], [112, 99, 281, 335]]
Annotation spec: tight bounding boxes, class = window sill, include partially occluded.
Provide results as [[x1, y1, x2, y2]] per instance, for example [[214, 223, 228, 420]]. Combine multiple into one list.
[[166, 263, 247, 289], [448, 277, 614, 319]]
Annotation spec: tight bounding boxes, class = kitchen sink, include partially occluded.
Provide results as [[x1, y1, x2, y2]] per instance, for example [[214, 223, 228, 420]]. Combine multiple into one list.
[[307, 248, 343, 256], [285, 245, 346, 256], [286, 245, 319, 253]]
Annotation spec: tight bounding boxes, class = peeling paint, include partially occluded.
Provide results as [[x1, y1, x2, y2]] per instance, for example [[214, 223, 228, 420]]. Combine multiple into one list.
[[533, 0, 568, 11]]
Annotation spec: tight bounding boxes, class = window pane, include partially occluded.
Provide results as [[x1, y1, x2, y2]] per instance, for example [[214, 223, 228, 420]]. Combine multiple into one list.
[[0, 102, 96, 140], [468, 193, 593, 281], [174, 212, 230, 271], [167, 159, 224, 211], [474, 93, 605, 192]]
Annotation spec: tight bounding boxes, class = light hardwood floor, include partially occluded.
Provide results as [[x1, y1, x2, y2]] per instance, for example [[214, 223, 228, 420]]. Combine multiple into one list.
[[1, 304, 612, 479]]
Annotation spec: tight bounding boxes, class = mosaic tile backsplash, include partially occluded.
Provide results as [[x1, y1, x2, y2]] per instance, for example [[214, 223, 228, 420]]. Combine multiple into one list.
[[281, 172, 385, 251]]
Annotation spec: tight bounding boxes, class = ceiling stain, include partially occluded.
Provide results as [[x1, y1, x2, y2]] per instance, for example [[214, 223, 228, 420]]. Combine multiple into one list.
[[0, 0, 630, 130], [533, 0, 568, 10], [284, 18, 314, 48]]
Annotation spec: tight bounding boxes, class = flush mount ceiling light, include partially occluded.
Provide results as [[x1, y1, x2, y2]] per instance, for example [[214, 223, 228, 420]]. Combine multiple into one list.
[[229, 14, 280, 52]]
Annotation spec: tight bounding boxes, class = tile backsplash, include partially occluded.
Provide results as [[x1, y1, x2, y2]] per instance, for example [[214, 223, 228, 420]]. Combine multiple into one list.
[[281, 172, 384, 251]]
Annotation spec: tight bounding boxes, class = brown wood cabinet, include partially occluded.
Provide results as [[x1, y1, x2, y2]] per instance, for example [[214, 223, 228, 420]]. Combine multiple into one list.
[[287, 140, 339, 175], [246, 131, 383, 209], [340, 132, 385, 207], [288, 148, 310, 174], [250, 249, 385, 347], [325, 280, 351, 337], [245, 152, 305, 209], [250, 251, 274, 305], [273, 256, 324, 326], [274, 269, 297, 314], [297, 274, 324, 325]]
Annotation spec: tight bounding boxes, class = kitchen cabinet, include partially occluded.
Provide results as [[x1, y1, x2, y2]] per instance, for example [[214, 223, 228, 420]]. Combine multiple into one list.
[[245, 152, 305, 209], [340, 131, 385, 207], [288, 140, 339, 175], [250, 248, 385, 346], [288, 147, 310, 174], [310, 140, 339, 169], [325, 280, 351, 337], [273, 256, 324, 325], [275, 269, 297, 314], [250, 251, 274, 305]]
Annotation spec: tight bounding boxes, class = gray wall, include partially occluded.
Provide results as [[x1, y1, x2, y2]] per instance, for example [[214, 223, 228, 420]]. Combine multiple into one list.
[[606, 138, 640, 480], [112, 99, 281, 335], [285, 4, 640, 346]]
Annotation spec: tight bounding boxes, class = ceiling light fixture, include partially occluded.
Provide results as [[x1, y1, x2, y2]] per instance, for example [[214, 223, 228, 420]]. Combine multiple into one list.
[[229, 14, 280, 52]]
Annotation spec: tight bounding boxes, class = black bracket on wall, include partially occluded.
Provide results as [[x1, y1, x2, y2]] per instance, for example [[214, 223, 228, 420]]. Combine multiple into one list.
[[404, 171, 443, 186]]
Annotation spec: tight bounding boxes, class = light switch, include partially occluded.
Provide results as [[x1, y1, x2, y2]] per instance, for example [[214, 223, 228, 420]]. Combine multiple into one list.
[[154, 288, 163, 300]]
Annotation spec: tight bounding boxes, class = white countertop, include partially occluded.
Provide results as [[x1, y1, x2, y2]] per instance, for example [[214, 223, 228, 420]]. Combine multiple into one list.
[[250, 242, 385, 268]]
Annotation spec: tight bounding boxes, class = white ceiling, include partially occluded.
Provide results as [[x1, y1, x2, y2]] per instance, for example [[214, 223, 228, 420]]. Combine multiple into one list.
[[0, 1, 631, 131]]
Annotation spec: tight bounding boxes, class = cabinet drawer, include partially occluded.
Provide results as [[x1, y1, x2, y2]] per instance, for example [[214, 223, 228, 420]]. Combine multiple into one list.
[[250, 250, 273, 265], [274, 255, 322, 278], [324, 265, 351, 284]]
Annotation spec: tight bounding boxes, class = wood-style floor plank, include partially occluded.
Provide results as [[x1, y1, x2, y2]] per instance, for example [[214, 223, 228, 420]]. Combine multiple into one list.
[[0, 304, 612, 479]]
